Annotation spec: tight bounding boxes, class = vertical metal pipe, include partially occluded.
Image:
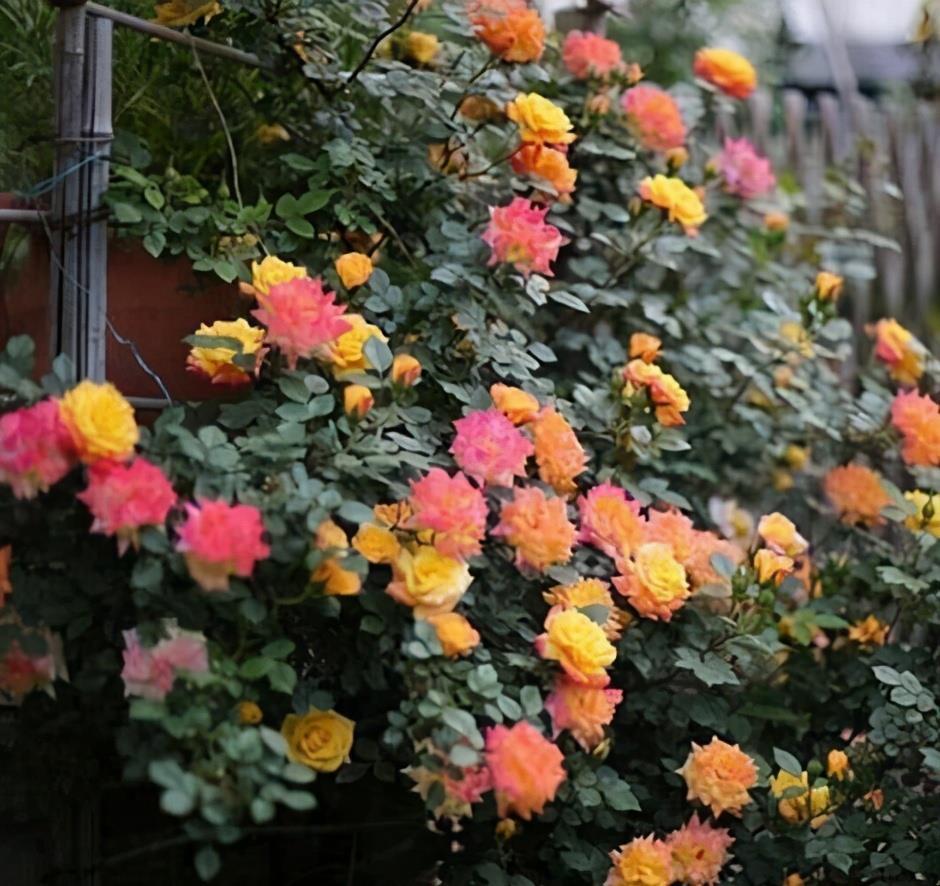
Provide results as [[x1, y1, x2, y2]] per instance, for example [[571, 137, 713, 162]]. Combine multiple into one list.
[[50, 2, 87, 373], [82, 14, 112, 381]]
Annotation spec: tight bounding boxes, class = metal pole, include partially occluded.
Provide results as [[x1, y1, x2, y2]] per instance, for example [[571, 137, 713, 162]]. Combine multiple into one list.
[[85, 2, 261, 68], [0, 209, 48, 224], [81, 13, 112, 381], [49, 2, 88, 375]]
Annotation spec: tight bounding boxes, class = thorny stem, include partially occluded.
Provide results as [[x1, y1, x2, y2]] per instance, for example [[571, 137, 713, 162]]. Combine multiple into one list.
[[345, 0, 423, 89]]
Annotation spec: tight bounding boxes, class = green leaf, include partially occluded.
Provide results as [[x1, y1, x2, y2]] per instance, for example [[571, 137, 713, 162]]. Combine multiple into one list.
[[674, 648, 739, 687], [520, 685, 542, 717], [286, 216, 315, 238], [113, 201, 143, 223], [363, 335, 393, 373], [262, 639, 295, 659], [239, 657, 273, 679], [872, 665, 902, 686], [144, 185, 165, 209], [194, 845, 221, 881], [160, 789, 194, 816], [773, 747, 803, 775]]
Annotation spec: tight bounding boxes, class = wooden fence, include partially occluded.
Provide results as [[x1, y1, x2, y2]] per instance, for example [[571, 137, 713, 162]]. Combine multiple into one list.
[[736, 87, 940, 346]]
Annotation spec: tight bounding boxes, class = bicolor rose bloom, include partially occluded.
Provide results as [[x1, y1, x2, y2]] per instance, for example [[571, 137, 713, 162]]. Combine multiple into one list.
[[387, 544, 473, 618], [490, 383, 540, 424], [667, 815, 734, 886], [824, 464, 890, 526], [562, 30, 623, 80], [407, 468, 487, 560], [511, 145, 577, 202], [468, 0, 545, 64], [121, 625, 209, 700], [251, 276, 350, 370], [0, 399, 76, 498], [535, 608, 616, 686], [59, 381, 139, 464], [326, 314, 388, 379], [175, 499, 270, 591], [78, 458, 176, 553], [643, 507, 741, 589], [623, 358, 691, 426], [815, 271, 843, 301], [484, 721, 566, 820], [621, 84, 686, 152], [891, 390, 940, 466], [482, 197, 566, 277], [532, 407, 587, 496], [904, 490, 940, 537], [546, 675, 622, 751], [578, 482, 646, 559], [637, 176, 707, 236], [693, 47, 757, 98], [0, 640, 55, 697], [629, 332, 662, 363], [757, 512, 808, 558], [426, 612, 481, 657], [492, 486, 576, 572], [677, 736, 758, 817], [245, 255, 306, 297], [186, 318, 267, 386], [543, 577, 630, 641], [771, 769, 830, 828], [613, 542, 689, 621], [869, 318, 925, 386], [450, 409, 533, 487], [505, 92, 575, 145], [391, 353, 422, 387], [605, 836, 674, 886], [718, 137, 775, 199]]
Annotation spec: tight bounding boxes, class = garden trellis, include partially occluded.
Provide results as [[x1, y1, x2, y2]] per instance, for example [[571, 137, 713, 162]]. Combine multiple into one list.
[[0, 0, 260, 401]]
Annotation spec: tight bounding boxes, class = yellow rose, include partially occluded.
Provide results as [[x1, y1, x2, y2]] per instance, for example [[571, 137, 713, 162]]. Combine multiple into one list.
[[535, 608, 616, 686], [315, 518, 349, 552], [249, 255, 307, 296], [255, 123, 290, 144], [826, 749, 850, 781], [638, 175, 707, 234], [334, 252, 374, 289], [848, 614, 889, 647], [59, 380, 138, 463], [344, 384, 374, 418], [754, 548, 794, 585], [815, 271, 843, 301], [405, 31, 439, 64], [328, 315, 388, 378], [352, 523, 400, 564], [313, 558, 361, 596], [757, 512, 808, 558], [427, 612, 481, 657], [770, 769, 830, 828], [904, 490, 940, 537], [387, 545, 472, 617], [506, 93, 576, 145], [237, 700, 263, 724], [187, 318, 266, 385], [281, 708, 355, 772], [153, 0, 221, 27], [779, 321, 814, 358], [783, 444, 810, 471], [391, 354, 422, 387]]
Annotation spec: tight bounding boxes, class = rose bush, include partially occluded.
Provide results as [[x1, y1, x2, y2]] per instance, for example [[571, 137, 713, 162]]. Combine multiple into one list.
[[3, 1, 940, 884]]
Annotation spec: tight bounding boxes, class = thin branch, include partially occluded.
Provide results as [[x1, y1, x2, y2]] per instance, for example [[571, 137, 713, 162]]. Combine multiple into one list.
[[345, 0, 423, 88], [191, 45, 243, 209]]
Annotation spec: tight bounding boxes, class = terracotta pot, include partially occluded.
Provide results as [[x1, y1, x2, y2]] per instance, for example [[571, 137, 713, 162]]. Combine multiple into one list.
[[0, 214, 244, 404]]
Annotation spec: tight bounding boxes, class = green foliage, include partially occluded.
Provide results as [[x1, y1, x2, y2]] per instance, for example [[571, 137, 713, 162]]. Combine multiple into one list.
[[4, 1, 940, 884]]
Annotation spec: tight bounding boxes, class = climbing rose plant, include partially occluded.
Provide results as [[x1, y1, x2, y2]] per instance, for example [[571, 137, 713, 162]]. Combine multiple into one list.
[[4, 1, 940, 883]]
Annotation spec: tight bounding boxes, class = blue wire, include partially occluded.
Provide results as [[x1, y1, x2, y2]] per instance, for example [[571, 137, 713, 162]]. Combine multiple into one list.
[[18, 151, 109, 200]]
